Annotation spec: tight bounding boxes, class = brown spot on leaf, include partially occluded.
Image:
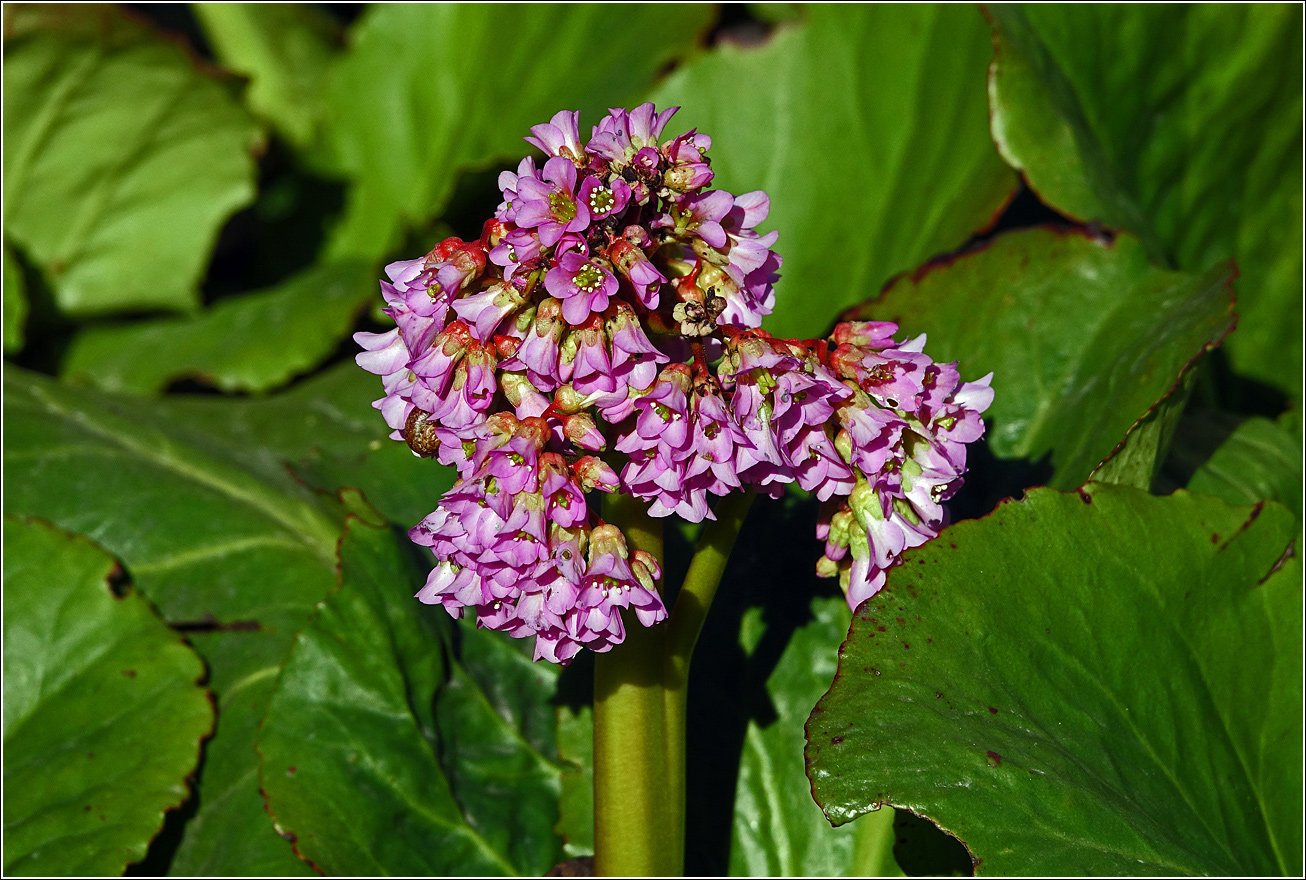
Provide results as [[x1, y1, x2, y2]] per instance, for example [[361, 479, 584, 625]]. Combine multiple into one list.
[[831, 736, 844, 745], [986, 751, 1002, 767], [988, 706, 999, 714], [122, 669, 136, 678]]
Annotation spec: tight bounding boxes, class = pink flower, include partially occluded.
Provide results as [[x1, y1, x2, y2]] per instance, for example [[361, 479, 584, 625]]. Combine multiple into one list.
[[545, 250, 618, 324]]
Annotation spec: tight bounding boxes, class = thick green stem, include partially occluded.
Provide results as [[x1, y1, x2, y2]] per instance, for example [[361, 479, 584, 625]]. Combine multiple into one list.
[[661, 490, 755, 808], [593, 495, 676, 876], [593, 491, 754, 877]]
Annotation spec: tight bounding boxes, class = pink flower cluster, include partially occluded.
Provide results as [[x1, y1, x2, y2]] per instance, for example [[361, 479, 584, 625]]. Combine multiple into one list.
[[356, 105, 992, 663]]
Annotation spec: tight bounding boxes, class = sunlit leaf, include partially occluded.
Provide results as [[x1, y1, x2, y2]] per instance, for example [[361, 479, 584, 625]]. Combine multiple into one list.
[[193, 3, 340, 153], [652, 4, 1016, 338], [988, 4, 1303, 397], [323, 3, 715, 260], [848, 229, 1235, 489], [1, 4, 260, 316], [806, 484, 1301, 876], [2, 517, 212, 876], [62, 261, 377, 395]]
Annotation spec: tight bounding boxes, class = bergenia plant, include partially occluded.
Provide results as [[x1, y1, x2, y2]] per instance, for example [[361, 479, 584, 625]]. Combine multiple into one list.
[[5, 6, 1298, 879], [355, 104, 993, 873]]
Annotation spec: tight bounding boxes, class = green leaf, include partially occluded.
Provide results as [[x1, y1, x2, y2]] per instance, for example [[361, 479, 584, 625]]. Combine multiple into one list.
[[169, 670, 314, 877], [1188, 415, 1304, 522], [192, 3, 340, 153], [2, 367, 344, 875], [323, 3, 715, 260], [4, 244, 27, 353], [988, 4, 1304, 398], [2, 362, 458, 873], [435, 625, 567, 876], [651, 5, 1016, 339], [146, 361, 458, 529], [1, 4, 260, 317], [258, 517, 561, 875], [62, 261, 377, 394], [848, 229, 1235, 489], [555, 704, 595, 858], [2, 517, 213, 876], [730, 597, 897, 876], [1088, 368, 1195, 491], [806, 483, 1302, 876]]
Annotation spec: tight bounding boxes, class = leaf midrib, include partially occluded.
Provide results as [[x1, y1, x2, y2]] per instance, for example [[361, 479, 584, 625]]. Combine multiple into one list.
[[16, 376, 339, 565]]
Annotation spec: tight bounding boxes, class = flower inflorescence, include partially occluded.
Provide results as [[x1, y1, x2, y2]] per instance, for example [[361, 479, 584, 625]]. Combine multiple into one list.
[[355, 104, 992, 664]]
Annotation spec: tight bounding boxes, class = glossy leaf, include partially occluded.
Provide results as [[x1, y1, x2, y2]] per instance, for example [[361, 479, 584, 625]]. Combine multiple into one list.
[[258, 517, 563, 875], [988, 4, 1304, 397], [192, 3, 340, 153], [2, 367, 345, 875], [435, 625, 567, 876], [1087, 369, 1194, 491], [3, 245, 26, 353], [168, 670, 314, 877], [3, 363, 457, 874], [1, 4, 259, 316], [848, 229, 1235, 489], [730, 598, 893, 876], [323, 3, 715, 259], [62, 261, 377, 395], [2, 517, 212, 876], [651, 5, 1016, 338], [147, 361, 458, 529], [1188, 415, 1303, 522], [806, 483, 1302, 876]]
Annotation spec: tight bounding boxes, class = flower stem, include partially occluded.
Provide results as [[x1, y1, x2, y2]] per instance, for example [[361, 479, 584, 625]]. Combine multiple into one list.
[[592, 491, 755, 877], [661, 490, 755, 815], [593, 494, 675, 876]]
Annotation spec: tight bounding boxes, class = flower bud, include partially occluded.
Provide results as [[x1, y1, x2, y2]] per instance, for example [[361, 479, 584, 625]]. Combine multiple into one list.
[[664, 163, 713, 193], [575, 456, 621, 493], [563, 412, 606, 451], [832, 321, 899, 349], [551, 383, 590, 414]]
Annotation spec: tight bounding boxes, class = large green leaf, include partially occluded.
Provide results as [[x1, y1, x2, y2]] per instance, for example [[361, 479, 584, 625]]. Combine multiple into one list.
[[2, 517, 212, 876], [806, 483, 1302, 875], [192, 3, 340, 154], [435, 625, 568, 876], [729, 597, 895, 876], [258, 517, 565, 875], [988, 4, 1303, 398], [323, 3, 715, 259], [848, 229, 1235, 489], [651, 5, 1016, 339], [3, 363, 458, 874], [62, 261, 377, 394], [2, 367, 347, 875], [1, 4, 260, 317], [146, 361, 458, 529]]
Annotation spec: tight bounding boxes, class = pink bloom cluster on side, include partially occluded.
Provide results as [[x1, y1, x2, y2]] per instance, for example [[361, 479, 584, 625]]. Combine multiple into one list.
[[355, 104, 991, 664]]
